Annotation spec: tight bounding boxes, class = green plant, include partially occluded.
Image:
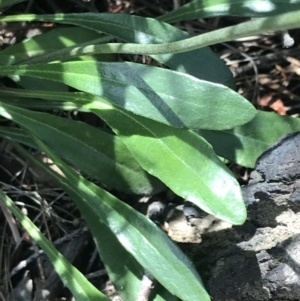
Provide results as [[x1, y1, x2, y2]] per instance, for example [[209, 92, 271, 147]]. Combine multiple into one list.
[[1, 1, 300, 300]]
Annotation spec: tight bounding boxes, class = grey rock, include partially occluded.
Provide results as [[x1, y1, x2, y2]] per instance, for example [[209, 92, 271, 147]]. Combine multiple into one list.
[[189, 132, 300, 301]]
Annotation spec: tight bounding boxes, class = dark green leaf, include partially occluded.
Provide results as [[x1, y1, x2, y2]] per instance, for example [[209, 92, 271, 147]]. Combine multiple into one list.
[[0, 26, 112, 92], [0, 104, 163, 194], [25, 136, 210, 301], [0, 13, 234, 87], [0, 91, 247, 223], [0, 189, 110, 301], [0, 61, 256, 130], [159, 0, 300, 23], [0, 0, 27, 8], [0, 26, 112, 64], [91, 105, 247, 225], [14, 143, 174, 301], [198, 110, 300, 168]]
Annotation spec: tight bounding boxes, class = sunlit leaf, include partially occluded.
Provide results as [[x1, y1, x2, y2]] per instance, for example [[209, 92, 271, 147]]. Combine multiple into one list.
[[0, 26, 112, 63], [0, 90, 246, 224], [23, 136, 211, 301], [159, 0, 300, 23], [0, 12, 235, 87], [91, 105, 247, 225], [0, 62, 256, 130], [0, 26, 113, 92]]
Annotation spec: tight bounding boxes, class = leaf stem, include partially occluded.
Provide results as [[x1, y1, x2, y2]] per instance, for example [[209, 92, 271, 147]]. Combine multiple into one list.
[[3, 10, 300, 63]]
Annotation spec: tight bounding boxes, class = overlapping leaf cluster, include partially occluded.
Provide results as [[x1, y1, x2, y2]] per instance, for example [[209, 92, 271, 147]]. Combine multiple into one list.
[[1, 1, 300, 300]]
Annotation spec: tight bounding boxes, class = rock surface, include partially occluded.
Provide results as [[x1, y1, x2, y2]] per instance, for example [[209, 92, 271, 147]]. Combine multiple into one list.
[[187, 132, 300, 301]]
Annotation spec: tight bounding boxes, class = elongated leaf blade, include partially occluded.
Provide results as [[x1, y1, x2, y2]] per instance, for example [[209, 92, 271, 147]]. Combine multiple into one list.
[[198, 110, 300, 168], [159, 0, 300, 23], [0, 26, 111, 64], [86, 220, 144, 301], [0, 189, 110, 301], [5, 89, 297, 172], [61, 210, 177, 301], [91, 105, 247, 225], [0, 61, 256, 130], [0, 0, 27, 8], [15, 144, 175, 301], [0, 88, 94, 111], [0, 127, 32, 146], [0, 91, 246, 223], [0, 103, 162, 194], [0, 13, 234, 87], [0, 26, 112, 93], [26, 135, 211, 301]]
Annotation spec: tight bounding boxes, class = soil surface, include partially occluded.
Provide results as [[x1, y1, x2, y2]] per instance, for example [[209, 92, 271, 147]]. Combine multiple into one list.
[[2, 1, 300, 301]]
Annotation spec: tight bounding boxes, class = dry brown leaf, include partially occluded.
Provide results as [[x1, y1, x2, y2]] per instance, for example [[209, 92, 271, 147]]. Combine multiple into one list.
[[259, 94, 286, 115], [286, 56, 300, 76], [109, 1, 130, 13]]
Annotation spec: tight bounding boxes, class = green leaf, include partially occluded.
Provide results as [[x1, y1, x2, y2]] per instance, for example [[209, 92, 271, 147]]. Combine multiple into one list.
[[0, 88, 93, 111], [72, 217, 177, 301], [0, 127, 35, 146], [0, 103, 162, 194], [197, 110, 300, 168], [13, 77, 69, 92], [159, 0, 300, 23], [0, 91, 246, 224], [0, 0, 27, 8], [0, 189, 110, 301], [24, 136, 210, 301], [0, 26, 112, 64], [0, 55, 15, 65], [14, 143, 174, 301], [0, 61, 256, 130], [0, 13, 234, 87], [1, 11, 300, 59], [57, 12, 234, 87], [0, 27, 112, 93], [92, 105, 247, 225], [93, 224, 178, 301], [87, 220, 144, 301]]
